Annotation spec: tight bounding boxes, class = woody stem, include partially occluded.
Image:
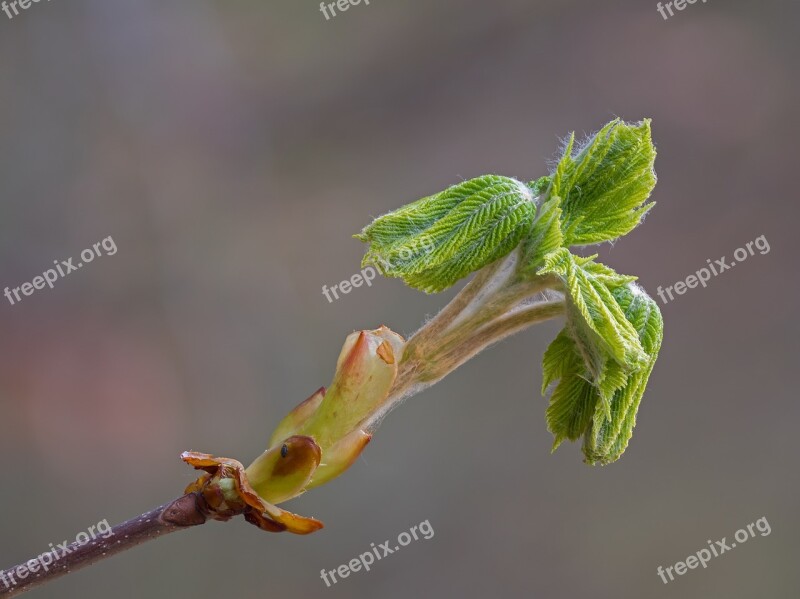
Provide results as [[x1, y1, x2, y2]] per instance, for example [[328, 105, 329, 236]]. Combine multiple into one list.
[[0, 494, 208, 598]]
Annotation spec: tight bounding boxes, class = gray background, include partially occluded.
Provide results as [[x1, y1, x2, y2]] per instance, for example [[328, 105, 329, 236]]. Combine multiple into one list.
[[1, 1, 798, 598]]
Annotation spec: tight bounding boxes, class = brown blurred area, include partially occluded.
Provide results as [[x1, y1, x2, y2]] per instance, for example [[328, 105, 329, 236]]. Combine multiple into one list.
[[1, 1, 798, 597]]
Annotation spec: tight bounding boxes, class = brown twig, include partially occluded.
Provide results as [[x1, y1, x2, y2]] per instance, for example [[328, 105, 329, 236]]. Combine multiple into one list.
[[0, 494, 208, 598]]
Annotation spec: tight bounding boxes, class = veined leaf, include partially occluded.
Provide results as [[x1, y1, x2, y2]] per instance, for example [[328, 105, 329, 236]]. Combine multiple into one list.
[[355, 175, 537, 293], [582, 283, 663, 465], [542, 329, 614, 445], [551, 119, 657, 246], [520, 194, 564, 272], [541, 282, 663, 465], [537, 248, 646, 369], [541, 329, 582, 394], [546, 374, 598, 450]]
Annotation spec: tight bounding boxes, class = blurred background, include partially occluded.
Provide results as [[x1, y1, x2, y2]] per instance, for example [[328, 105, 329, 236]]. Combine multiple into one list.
[[1, 0, 798, 597]]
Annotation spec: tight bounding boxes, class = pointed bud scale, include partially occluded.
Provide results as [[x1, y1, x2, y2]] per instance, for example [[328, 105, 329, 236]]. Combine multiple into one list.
[[269, 387, 326, 448], [298, 326, 405, 450]]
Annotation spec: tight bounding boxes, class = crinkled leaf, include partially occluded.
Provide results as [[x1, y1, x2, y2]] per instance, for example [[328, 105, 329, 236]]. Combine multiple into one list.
[[582, 283, 663, 465], [541, 282, 662, 464], [596, 357, 628, 405], [355, 175, 536, 293], [520, 194, 564, 272], [546, 374, 598, 450], [538, 248, 645, 369], [542, 330, 614, 446], [551, 119, 657, 246], [541, 329, 582, 394]]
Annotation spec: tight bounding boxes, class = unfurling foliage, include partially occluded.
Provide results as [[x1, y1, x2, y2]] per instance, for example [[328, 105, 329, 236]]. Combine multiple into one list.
[[357, 119, 663, 464]]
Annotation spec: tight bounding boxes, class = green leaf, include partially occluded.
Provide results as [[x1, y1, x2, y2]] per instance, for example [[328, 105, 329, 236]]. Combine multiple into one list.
[[537, 248, 645, 370], [520, 194, 564, 272], [541, 329, 582, 394], [542, 329, 600, 449], [596, 357, 628, 405], [546, 374, 598, 450], [542, 331, 616, 445], [355, 175, 537, 293], [582, 283, 663, 465], [551, 119, 657, 246], [541, 282, 663, 465]]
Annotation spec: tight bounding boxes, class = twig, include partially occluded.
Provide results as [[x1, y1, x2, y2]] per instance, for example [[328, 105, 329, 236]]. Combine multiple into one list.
[[0, 494, 207, 598]]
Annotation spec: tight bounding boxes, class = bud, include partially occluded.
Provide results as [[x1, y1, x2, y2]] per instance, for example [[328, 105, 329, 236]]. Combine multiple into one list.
[[296, 325, 405, 448], [181, 450, 324, 534], [181, 326, 406, 533], [270, 326, 405, 489]]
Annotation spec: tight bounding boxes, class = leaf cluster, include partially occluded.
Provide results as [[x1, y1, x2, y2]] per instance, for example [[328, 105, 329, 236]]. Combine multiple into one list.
[[356, 119, 663, 464]]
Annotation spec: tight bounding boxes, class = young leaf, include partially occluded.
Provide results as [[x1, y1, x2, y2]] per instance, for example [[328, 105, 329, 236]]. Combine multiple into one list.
[[537, 248, 645, 370], [355, 175, 537, 293], [542, 329, 598, 448], [540, 329, 581, 394], [541, 282, 662, 464], [550, 119, 657, 246], [582, 283, 663, 465], [519, 194, 564, 272], [541, 328, 620, 445], [546, 374, 598, 450]]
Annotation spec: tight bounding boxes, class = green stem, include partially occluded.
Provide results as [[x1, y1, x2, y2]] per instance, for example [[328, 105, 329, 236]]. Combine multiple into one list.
[[403, 255, 506, 361], [377, 258, 565, 414], [422, 299, 566, 386]]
